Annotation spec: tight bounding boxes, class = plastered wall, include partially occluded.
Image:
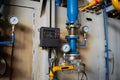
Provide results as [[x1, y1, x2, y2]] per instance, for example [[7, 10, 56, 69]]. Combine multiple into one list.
[[56, 7, 106, 80], [0, 0, 120, 80], [0, 0, 39, 80], [108, 18, 120, 80]]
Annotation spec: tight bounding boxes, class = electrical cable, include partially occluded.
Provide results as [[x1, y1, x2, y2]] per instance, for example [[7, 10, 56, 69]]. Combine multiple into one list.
[[9, 31, 15, 80], [9, 41, 14, 80], [48, 48, 52, 72], [48, 0, 53, 73], [51, 49, 57, 78], [48, 48, 57, 74], [80, 71, 88, 80], [77, 63, 88, 80]]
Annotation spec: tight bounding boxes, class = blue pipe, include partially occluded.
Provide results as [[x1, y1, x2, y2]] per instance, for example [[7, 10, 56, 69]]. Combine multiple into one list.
[[77, 39, 86, 47], [66, 36, 79, 54], [0, 35, 15, 45], [103, 3, 109, 80], [70, 39, 77, 52], [55, 0, 61, 6], [67, 0, 78, 24]]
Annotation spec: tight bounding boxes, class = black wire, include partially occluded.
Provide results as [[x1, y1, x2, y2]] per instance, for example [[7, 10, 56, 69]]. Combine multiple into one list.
[[81, 71, 88, 80], [48, 48, 57, 78], [79, 63, 88, 80], [9, 34, 15, 80], [81, 71, 84, 80], [48, 48, 52, 72], [9, 43, 14, 80]]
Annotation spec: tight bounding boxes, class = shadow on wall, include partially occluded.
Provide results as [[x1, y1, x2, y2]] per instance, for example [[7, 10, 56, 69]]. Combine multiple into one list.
[[0, 18, 13, 78], [0, 1, 33, 79], [0, 19, 32, 79]]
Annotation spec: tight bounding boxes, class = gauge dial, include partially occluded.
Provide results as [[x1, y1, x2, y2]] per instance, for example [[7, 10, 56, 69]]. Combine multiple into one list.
[[61, 44, 70, 53], [83, 26, 89, 33], [9, 16, 19, 25]]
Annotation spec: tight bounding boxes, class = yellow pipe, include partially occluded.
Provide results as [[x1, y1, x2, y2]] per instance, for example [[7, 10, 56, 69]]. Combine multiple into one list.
[[79, 0, 103, 11], [49, 63, 74, 80], [112, 0, 120, 11]]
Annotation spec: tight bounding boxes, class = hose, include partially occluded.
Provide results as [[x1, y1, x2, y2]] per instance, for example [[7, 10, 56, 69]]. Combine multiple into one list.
[[112, 0, 120, 11], [79, 0, 103, 11]]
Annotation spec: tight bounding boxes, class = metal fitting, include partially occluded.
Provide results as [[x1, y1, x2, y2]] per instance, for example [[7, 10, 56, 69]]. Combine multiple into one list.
[[66, 54, 80, 61]]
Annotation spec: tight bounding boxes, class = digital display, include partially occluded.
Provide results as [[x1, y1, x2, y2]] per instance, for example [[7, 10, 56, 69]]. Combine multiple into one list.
[[44, 30, 55, 39]]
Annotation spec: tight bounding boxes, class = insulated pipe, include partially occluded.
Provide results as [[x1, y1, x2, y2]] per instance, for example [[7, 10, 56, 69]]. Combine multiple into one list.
[[79, 0, 103, 11], [67, 0, 78, 24], [112, 0, 120, 11]]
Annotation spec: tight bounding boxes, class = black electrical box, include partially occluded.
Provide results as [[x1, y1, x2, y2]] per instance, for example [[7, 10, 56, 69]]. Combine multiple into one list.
[[40, 27, 60, 48]]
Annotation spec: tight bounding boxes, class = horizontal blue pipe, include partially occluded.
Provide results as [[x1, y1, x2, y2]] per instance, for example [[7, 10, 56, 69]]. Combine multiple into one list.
[[67, 0, 78, 24], [77, 39, 86, 47], [55, 0, 61, 6], [0, 35, 15, 45]]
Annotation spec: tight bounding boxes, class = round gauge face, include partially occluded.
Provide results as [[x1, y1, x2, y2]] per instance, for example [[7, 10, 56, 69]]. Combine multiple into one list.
[[9, 16, 19, 25], [62, 44, 70, 53], [83, 26, 89, 33]]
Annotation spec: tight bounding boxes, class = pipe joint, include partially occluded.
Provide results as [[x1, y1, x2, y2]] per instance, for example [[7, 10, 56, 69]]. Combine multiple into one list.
[[77, 39, 87, 47]]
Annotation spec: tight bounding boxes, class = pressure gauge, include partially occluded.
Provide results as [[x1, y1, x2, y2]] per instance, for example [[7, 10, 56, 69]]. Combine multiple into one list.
[[9, 16, 19, 25], [61, 44, 70, 53], [83, 26, 89, 33]]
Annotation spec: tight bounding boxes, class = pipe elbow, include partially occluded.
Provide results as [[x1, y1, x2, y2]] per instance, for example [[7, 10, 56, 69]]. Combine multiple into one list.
[[49, 65, 74, 80], [77, 39, 87, 47], [112, 0, 120, 11]]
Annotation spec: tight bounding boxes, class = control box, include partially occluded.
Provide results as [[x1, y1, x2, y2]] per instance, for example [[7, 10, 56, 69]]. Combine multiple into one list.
[[40, 27, 60, 48]]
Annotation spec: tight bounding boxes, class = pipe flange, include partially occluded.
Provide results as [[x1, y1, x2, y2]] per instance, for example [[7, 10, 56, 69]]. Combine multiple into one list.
[[66, 35, 79, 41], [66, 24, 78, 30], [66, 54, 79, 61]]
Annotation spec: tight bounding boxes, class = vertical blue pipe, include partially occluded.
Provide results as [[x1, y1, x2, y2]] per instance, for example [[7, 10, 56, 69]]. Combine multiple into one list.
[[67, 0, 78, 24], [69, 39, 76, 52], [55, 0, 61, 6], [103, 3, 109, 80]]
